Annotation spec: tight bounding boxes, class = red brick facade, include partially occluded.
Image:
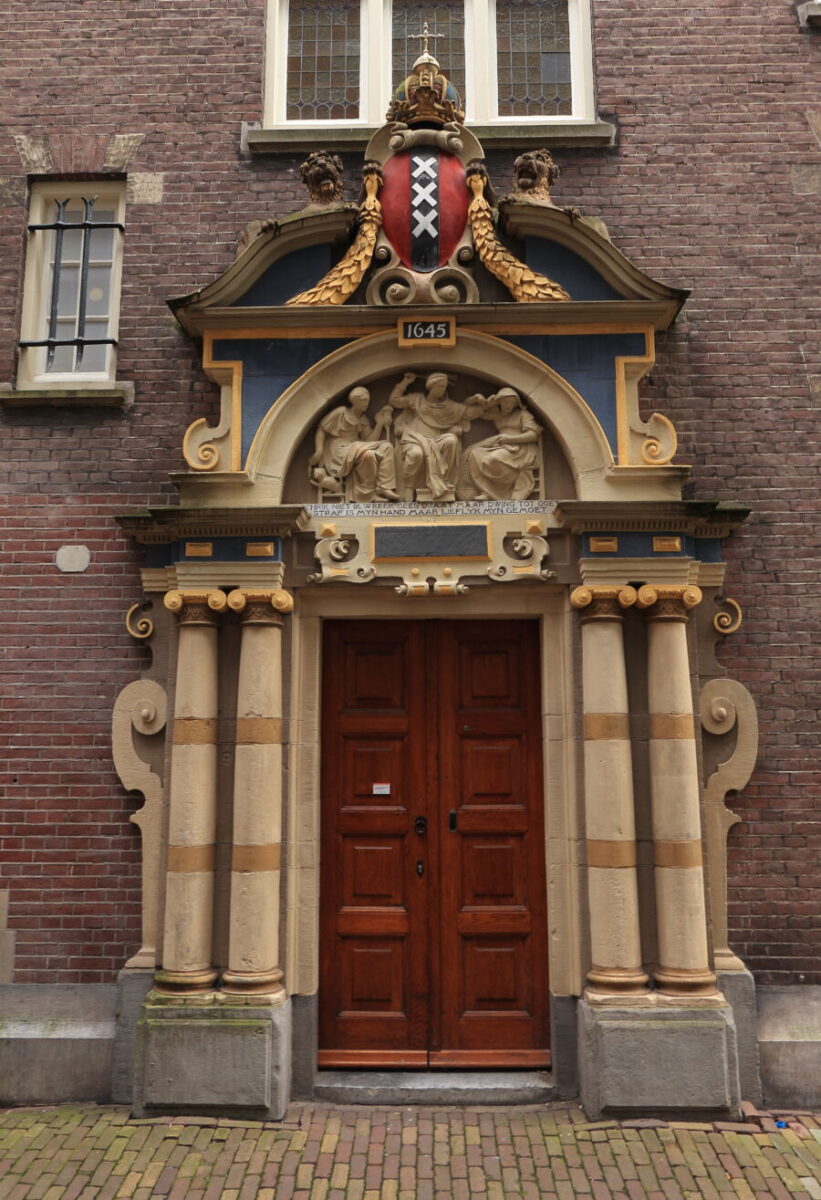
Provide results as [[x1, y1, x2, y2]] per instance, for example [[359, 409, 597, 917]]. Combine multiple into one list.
[[1, 0, 818, 985]]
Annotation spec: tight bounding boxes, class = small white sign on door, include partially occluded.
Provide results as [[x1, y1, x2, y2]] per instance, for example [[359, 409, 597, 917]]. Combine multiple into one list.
[[372, 782, 391, 796]]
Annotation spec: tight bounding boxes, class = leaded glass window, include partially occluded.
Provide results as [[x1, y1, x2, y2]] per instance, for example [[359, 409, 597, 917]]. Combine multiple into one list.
[[496, 0, 572, 117], [286, 0, 361, 120]]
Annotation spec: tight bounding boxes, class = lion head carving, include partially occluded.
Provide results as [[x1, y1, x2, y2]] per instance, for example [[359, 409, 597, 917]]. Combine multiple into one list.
[[299, 150, 345, 206], [511, 150, 560, 204]]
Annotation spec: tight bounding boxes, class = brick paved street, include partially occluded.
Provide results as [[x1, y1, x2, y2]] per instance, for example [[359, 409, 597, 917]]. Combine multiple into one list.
[[1, 1102, 820, 1200]]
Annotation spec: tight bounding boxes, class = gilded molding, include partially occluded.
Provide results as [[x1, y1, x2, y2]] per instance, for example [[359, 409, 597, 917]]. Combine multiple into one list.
[[571, 584, 638, 618], [164, 588, 228, 618], [636, 584, 702, 616], [466, 164, 570, 303], [713, 596, 743, 635], [700, 677, 758, 972], [125, 601, 154, 640], [227, 587, 294, 616]]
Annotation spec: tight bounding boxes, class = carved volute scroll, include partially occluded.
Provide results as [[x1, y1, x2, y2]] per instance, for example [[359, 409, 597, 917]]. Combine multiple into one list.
[[112, 678, 168, 969], [307, 373, 546, 505], [700, 677, 759, 973]]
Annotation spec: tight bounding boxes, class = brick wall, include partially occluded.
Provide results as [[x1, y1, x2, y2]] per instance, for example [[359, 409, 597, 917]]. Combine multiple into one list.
[[0, 0, 818, 983]]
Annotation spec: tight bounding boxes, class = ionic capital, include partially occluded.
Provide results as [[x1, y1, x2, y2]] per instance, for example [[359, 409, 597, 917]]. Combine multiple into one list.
[[226, 588, 294, 622], [636, 584, 702, 620], [164, 589, 228, 624], [571, 585, 637, 621]]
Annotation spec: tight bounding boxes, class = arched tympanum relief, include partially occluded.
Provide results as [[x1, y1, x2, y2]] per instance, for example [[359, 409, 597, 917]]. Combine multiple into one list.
[[245, 331, 612, 506]]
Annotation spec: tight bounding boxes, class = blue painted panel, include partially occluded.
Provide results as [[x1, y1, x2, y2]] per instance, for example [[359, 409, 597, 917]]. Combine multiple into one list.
[[211, 338, 351, 461], [231, 245, 333, 306], [510, 334, 646, 451], [524, 238, 621, 301]]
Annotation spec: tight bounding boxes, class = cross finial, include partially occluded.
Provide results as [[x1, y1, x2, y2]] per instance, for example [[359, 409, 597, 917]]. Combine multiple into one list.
[[407, 21, 444, 58]]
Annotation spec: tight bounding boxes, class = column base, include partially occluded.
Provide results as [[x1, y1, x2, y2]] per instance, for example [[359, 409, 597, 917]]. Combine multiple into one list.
[[586, 966, 650, 994], [153, 967, 219, 995], [133, 996, 292, 1119], [578, 997, 741, 1119], [654, 965, 718, 996], [220, 968, 285, 999]]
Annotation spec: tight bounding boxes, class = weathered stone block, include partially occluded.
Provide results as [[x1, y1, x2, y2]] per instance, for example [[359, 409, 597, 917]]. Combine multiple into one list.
[[758, 985, 821, 1108]]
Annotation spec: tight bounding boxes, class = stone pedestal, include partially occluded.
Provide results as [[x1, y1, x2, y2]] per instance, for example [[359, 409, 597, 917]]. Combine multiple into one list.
[[133, 998, 292, 1119], [578, 999, 741, 1118]]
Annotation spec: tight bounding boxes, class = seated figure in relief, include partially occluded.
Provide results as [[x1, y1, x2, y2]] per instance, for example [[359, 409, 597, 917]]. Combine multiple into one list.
[[309, 387, 399, 501], [458, 387, 541, 501], [389, 371, 488, 502]]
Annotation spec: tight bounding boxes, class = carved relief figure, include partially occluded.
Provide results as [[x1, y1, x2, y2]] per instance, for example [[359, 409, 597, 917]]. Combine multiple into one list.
[[389, 372, 488, 502], [459, 388, 541, 501], [510, 150, 560, 205], [309, 387, 399, 501]]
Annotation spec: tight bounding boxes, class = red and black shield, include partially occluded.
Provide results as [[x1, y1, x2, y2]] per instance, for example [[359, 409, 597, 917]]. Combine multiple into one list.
[[381, 150, 469, 273]]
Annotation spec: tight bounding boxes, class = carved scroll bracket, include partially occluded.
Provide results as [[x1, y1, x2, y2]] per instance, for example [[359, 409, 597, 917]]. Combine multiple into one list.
[[112, 678, 168, 970], [699, 677, 759, 973]]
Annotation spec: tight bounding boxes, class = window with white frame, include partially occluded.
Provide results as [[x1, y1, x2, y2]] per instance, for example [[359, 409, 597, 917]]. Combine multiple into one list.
[[264, 0, 594, 128], [18, 182, 125, 386]]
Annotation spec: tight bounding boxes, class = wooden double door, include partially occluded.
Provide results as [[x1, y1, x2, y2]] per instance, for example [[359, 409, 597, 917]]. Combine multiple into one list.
[[319, 619, 550, 1068]]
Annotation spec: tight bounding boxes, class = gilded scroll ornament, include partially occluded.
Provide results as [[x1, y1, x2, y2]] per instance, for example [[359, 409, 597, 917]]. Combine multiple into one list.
[[713, 596, 743, 635], [125, 601, 154, 640], [639, 412, 678, 465], [182, 418, 221, 471], [466, 162, 570, 303], [286, 165, 383, 306]]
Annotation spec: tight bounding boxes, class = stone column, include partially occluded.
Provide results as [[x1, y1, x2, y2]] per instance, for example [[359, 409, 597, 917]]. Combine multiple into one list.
[[221, 588, 294, 998], [154, 588, 227, 995], [571, 586, 649, 995], [636, 584, 717, 997]]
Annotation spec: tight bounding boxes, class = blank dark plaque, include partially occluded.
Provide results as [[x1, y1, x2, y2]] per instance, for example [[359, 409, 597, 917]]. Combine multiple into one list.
[[372, 523, 490, 562]]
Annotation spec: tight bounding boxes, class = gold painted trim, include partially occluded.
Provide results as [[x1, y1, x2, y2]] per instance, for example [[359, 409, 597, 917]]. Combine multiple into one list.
[[167, 844, 216, 872], [246, 542, 275, 557], [185, 541, 213, 558], [583, 713, 630, 740], [652, 536, 682, 553], [201, 331, 244, 472], [125, 602, 154, 640], [648, 713, 695, 740], [231, 843, 282, 872], [615, 327, 654, 465], [397, 315, 456, 348], [236, 716, 282, 745], [714, 596, 743, 635], [589, 536, 618, 553], [172, 717, 218, 745], [587, 840, 637, 869], [654, 840, 703, 868]]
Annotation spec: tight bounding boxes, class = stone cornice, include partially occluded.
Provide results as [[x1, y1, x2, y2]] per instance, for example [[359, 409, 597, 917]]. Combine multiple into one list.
[[554, 500, 751, 537], [116, 505, 309, 543]]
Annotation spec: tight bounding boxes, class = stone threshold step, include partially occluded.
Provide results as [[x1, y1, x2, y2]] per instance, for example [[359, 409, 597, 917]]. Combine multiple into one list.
[[313, 1070, 555, 1105]]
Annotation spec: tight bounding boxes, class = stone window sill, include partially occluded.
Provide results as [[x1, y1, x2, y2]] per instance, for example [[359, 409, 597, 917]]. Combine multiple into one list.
[[244, 120, 616, 156], [0, 382, 134, 409], [798, 1, 821, 26]]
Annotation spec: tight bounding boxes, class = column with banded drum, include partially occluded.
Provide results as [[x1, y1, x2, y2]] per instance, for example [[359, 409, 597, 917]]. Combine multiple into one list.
[[571, 586, 649, 995], [636, 584, 717, 996], [155, 588, 227, 995], [221, 589, 294, 998]]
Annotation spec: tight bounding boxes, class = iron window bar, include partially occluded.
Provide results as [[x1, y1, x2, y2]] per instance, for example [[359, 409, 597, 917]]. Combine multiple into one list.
[[23, 197, 124, 369]]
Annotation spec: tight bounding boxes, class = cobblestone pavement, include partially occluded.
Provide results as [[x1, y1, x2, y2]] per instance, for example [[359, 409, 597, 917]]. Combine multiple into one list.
[[1, 1102, 820, 1200]]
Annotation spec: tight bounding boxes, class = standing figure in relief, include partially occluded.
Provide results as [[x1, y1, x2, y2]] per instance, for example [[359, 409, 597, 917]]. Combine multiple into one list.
[[459, 387, 541, 500], [309, 387, 399, 501], [389, 372, 487, 502]]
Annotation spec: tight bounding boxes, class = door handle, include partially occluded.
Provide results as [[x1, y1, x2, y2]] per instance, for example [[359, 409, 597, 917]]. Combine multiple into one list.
[[416, 860, 425, 877], [448, 809, 458, 832], [414, 815, 428, 836]]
